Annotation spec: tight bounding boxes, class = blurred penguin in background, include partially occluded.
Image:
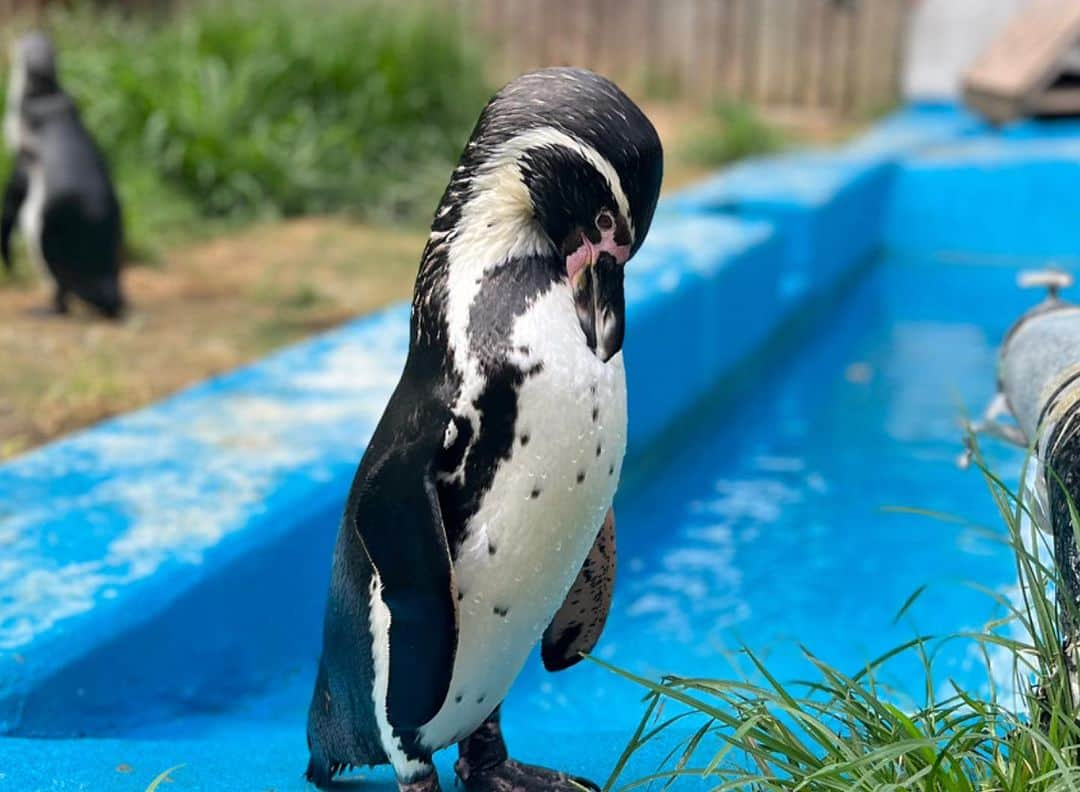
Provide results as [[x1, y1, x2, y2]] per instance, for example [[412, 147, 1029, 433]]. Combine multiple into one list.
[[2, 32, 125, 318]]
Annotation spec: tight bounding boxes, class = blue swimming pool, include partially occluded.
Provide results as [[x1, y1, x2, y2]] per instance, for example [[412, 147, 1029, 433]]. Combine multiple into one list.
[[0, 250, 1032, 791], [3, 105, 1080, 790], [518, 250, 1025, 713]]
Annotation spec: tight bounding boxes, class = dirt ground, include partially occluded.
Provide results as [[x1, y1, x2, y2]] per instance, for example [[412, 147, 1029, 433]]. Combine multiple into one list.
[[0, 218, 427, 457], [0, 103, 860, 459]]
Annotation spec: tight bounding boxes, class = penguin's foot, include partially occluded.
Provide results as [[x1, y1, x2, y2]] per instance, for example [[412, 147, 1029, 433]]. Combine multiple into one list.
[[454, 757, 598, 792], [398, 769, 442, 792], [455, 706, 597, 791]]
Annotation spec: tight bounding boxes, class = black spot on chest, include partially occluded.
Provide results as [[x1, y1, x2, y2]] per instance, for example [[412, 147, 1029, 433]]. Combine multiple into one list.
[[437, 253, 563, 557]]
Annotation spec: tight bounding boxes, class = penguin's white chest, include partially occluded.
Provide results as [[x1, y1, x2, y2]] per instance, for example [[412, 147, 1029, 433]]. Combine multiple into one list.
[[18, 162, 47, 275], [419, 285, 627, 749]]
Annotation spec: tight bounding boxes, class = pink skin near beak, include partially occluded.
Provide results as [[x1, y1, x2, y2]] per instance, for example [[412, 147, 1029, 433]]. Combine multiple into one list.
[[566, 225, 631, 284]]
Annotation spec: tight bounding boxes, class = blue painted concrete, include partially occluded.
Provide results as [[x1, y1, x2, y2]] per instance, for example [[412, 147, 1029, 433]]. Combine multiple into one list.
[[884, 134, 1080, 261], [667, 153, 891, 302], [1, 306, 411, 736], [0, 720, 673, 791], [664, 103, 984, 304], [622, 215, 784, 449], [1, 104, 1075, 789]]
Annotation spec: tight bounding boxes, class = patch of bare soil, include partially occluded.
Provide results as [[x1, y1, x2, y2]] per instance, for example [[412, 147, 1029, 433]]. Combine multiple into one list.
[[0, 217, 426, 458]]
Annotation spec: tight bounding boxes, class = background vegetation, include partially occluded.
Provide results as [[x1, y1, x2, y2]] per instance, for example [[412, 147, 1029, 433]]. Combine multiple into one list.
[[682, 98, 787, 168], [0, 0, 491, 257]]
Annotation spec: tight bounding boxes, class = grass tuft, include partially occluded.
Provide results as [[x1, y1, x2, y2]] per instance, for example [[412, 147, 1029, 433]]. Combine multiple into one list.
[[681, 99, 785, 168], [599, 439, 1080, 791]]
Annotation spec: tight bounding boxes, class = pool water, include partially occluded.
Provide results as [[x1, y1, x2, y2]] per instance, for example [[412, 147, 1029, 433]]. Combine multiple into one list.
[[512, 249, 1031, 731], [0, 250, 1037, 789]]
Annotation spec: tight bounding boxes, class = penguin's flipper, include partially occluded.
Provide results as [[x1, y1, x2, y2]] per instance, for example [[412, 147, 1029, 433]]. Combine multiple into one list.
[[343, 393, 459, 730], [542, 507, 616, 671], [356, 462, 458, 729], [1, 155, 29, 272]]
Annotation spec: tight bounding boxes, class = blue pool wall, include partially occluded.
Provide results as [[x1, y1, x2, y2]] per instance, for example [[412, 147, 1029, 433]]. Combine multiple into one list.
[[666, 153, 892, 303], [0, 103, 1073, 740], [883, 120, 1080, 262]]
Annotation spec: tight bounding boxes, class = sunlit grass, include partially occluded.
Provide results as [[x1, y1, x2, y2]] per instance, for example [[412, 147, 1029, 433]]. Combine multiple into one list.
[[599, 442, 1080, 791]]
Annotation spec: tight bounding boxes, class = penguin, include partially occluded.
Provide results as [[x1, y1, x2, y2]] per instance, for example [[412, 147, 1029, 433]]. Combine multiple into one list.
[[1, 32, 125, 318], [305, 68, 662, 792], [962, 269, 1080, 696]]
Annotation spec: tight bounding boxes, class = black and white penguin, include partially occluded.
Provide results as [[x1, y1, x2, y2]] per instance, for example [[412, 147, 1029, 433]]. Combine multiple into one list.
[[1, 32, 125, 318], [306, 68, 662, 792]]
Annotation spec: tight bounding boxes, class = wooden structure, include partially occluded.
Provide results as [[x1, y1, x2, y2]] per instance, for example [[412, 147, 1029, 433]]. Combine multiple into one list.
[[963, 0, 1080, 124], [460, 0, 912, 116]]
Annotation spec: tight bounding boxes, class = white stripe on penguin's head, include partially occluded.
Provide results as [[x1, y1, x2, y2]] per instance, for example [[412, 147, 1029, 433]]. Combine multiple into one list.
[[493, 127, 634, 244], [445, 126, 634, 272], [3, 46, 26, 155]]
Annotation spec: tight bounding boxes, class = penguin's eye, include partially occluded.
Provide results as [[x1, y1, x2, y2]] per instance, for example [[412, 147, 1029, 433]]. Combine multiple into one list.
[[595, 211, 614, 232]]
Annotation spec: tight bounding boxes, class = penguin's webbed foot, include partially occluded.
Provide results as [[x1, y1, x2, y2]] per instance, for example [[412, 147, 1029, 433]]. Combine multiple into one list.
[[455, 706, 597, 791], [455, 757, 598, 792]]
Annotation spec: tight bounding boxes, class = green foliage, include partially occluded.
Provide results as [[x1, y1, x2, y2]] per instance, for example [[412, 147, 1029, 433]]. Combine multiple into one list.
[[683, 99, 785, 168], [637, 67, 685, 103], [0, 1, 490, 257], [600, 445, 1080, 791]]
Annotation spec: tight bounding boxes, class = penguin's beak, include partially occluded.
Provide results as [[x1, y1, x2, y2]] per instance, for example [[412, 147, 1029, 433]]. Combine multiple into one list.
[[573, 251, 625, 362], [568, 228, 630, 363]]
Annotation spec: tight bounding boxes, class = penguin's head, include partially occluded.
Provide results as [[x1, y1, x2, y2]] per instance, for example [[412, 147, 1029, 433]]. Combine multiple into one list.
[[437, 68, 663, 362], [10, 32, 59, 100], [5, 32, 60, 155]]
